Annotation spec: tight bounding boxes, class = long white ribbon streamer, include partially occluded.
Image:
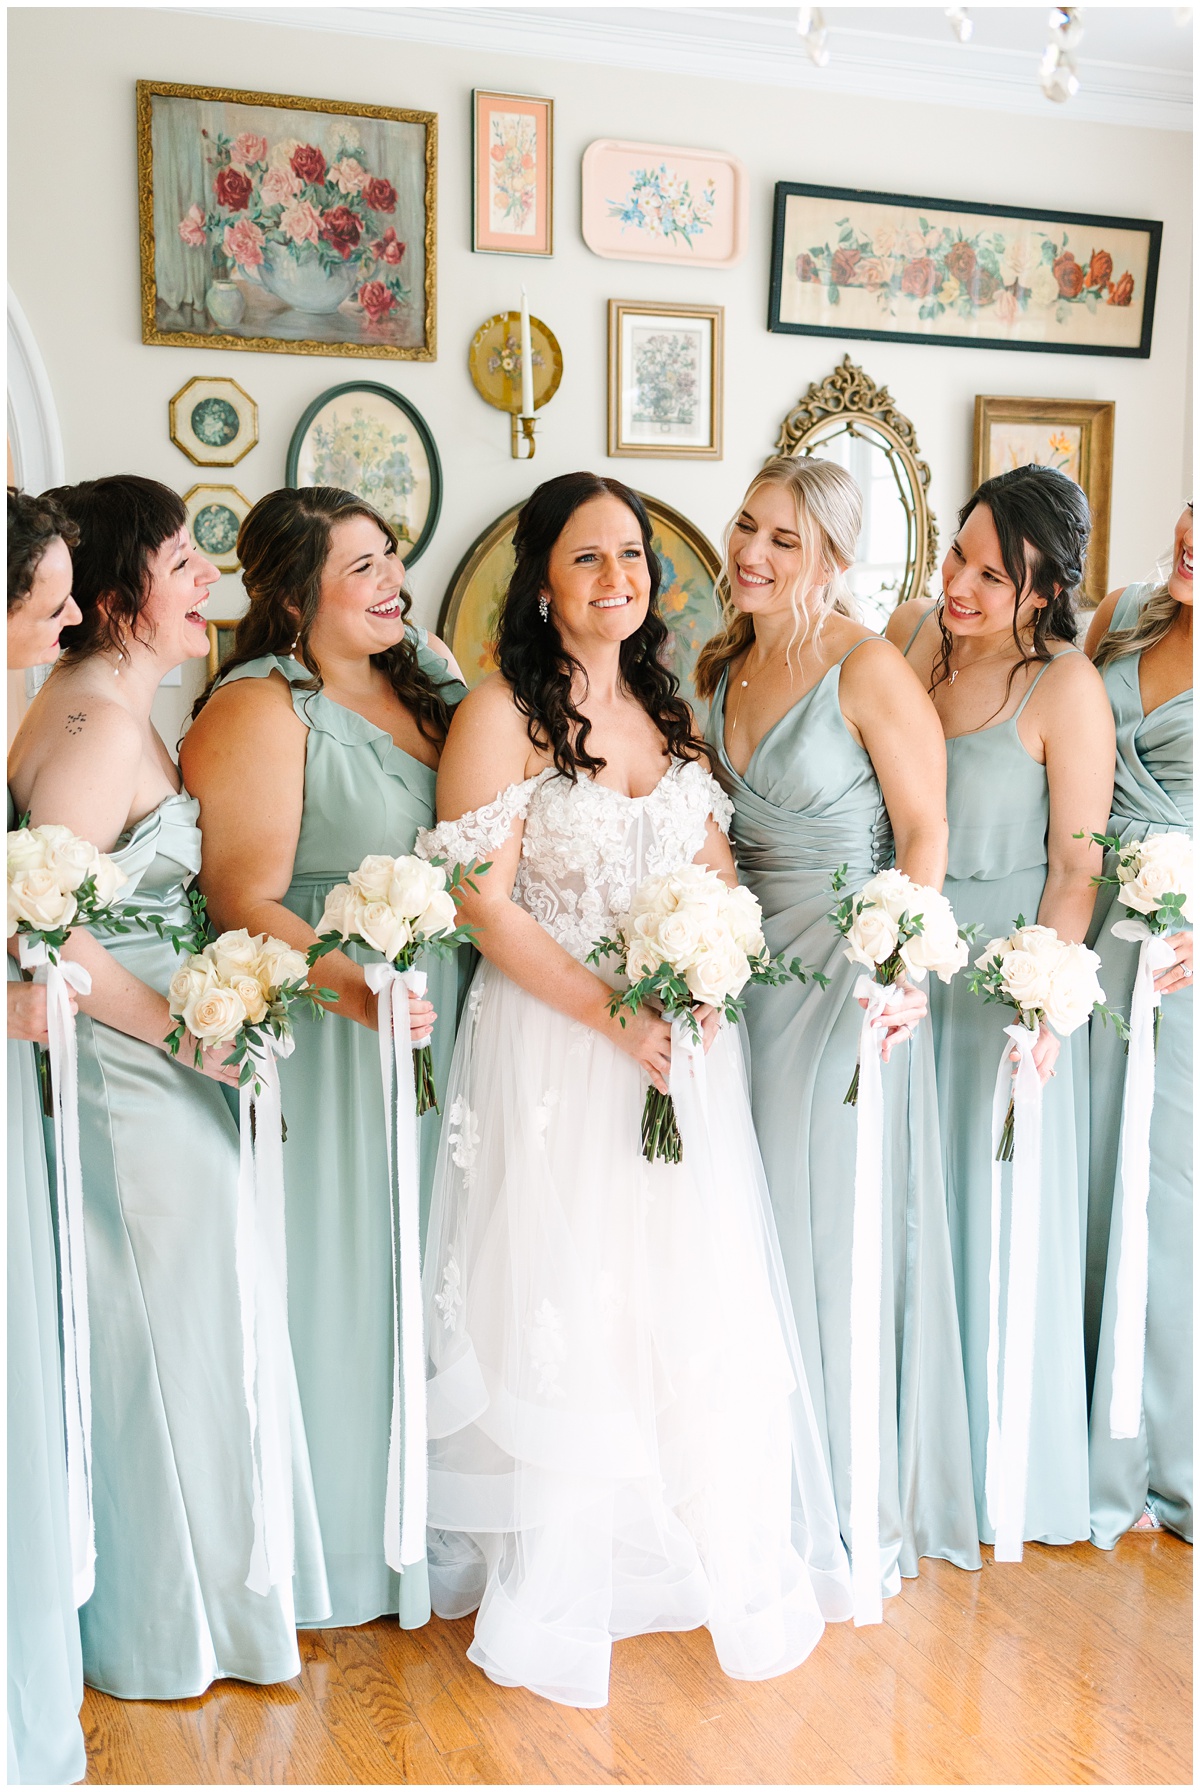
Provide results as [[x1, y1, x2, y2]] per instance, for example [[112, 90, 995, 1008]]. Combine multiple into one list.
[[235, 1035, 296, 1596], [20, 937, 95, 1607], [985, 1020, 1043, 1564], [848, 975, 895, 1628], [667, 1010, 709, 1145], [1107, 918, 1177, 1440], [364, 962, 429, 1571]]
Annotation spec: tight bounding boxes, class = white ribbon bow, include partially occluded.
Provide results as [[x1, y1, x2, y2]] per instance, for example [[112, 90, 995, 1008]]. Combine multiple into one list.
[[235, 1034, 296, 1598], [985, 1020, 1043, 1564], [20, 936, 95, 1607], [1106, 918, 1178, 1441], [847, 975, 897, 1628], [364, 963, 429, 1571]]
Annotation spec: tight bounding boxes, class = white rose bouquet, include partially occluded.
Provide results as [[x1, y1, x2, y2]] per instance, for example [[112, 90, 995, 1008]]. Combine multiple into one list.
[[307, 852, 484, 1114], [1087, 828, 1193, 933], [166, 928, 331, 1098], [968, 918, 1122, 1159], [7, 817, 130, 960], [829, 866, 974, 1104], [588, 863, 822, 1164]]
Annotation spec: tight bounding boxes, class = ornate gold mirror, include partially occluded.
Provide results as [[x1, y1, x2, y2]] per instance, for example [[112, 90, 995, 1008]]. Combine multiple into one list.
[[774, 356, 937, 630]]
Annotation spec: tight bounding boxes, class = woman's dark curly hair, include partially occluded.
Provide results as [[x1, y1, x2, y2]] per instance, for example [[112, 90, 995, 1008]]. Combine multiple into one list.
[[7, 486, 80, 612], [192, 486, 456, 743], [933, 462, 1091, 714], [496, 471, 706, 779], [48, 475, 187, 657]]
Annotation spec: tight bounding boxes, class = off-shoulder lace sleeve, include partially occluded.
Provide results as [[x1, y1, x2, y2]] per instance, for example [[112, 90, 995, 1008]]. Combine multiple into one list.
[[416, 770, 551, 865]]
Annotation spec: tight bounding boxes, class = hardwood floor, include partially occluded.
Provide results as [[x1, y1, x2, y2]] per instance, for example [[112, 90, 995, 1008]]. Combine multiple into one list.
[[82, 1534, 1191, 1785]]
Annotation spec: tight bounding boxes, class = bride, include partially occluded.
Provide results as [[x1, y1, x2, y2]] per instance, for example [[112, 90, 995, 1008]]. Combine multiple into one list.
[[417, 472, 852, 1708]]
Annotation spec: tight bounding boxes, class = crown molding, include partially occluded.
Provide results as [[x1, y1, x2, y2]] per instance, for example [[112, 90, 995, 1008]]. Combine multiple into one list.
[[172, 6, 1191, 132]]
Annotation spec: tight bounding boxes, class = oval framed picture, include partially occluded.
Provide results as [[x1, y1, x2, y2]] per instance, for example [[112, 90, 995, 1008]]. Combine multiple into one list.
[[183, 483, 252, 573], [169, 376, 258, 467], [286, 381, 442, 566], [437, 492, 724, 719]]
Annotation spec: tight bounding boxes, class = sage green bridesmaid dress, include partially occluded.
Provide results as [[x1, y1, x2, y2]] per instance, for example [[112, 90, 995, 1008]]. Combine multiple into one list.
[[707, 648, 980, 1594], [75, 791, 329, 1699], [903, 613, 1091, 1548], [1085, 584, 1192, 1547], [216, 634, 467, 1628], [8, 802, 85, 1781]]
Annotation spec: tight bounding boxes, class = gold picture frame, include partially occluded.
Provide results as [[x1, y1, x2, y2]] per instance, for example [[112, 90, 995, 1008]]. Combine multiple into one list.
[[137, 80, 437, 361], [973, 395, 1115, 606], [205, 619, 241, 681], [184, 483, 251, 574], [169, 375, 258, 466], [472, 89, 553, 257], [608, 300, 723, 459]]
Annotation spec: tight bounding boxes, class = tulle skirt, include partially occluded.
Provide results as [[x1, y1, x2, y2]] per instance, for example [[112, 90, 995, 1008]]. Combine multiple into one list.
[[422, 961, 853, 1709]]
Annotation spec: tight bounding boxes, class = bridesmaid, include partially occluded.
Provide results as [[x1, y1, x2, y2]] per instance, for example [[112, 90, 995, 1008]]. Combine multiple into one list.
[[181, 487, 467, 1630], [7, 489, 85, 1783], [887, 463, 1115, 1550], [8, 474, 328, 1699], [699, 456, 980, 1596], [1084, 501, 1192, 1546]]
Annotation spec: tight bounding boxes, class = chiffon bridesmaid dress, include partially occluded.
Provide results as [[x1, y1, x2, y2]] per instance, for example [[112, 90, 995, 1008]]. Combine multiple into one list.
[[1085, 584, 1192, 1547], [902, 614, 1091, 1549], [8, 792, 86, 1782], [75, 792, 329, 1698], [217, 632, 467, 1628], [707, 647, 980, 1595]]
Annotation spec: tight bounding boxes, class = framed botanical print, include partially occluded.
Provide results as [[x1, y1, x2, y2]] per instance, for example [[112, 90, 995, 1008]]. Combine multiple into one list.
[[973, 395, 1115, 605], [769, 182, 1160, 359], [472, 90, 553, 257], [608, 301, 723, 459], [137, 80, 436, 360], [286, 381, 442, 565], [184, 483, 251, 573], [169, 376, 258, 466]]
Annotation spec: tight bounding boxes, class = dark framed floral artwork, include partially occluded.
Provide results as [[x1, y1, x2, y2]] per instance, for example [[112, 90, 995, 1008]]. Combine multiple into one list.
[[138, 81, 436, 360], [286, 382, 442, 565], [769, 183, 1161, 358], [472, 90, 553, 257]]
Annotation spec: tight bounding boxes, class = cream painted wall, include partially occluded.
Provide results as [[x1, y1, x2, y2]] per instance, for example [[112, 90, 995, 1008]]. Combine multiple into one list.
[[7, 7, 1192, 749]]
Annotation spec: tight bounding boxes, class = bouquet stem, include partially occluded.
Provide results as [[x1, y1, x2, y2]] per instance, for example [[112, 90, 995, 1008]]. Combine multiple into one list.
[[413, 1043, 439, 1117], [996, 1095, 1015, 1163], [844, 1061, 861, 1106], [641, 1086, 683, 1164]]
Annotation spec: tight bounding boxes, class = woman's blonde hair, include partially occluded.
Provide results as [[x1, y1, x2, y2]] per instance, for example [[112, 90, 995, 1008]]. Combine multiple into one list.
[[694, 455, 861, 701], [1093, 577, 1183, 669]]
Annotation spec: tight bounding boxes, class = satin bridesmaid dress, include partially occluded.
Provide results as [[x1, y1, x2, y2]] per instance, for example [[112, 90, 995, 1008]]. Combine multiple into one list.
[[708, 647, 980, 1595], [1085, 584, 1192, 1547], [74, 792, 328, 1698], [8, 796, 86, 1782], [216, 633, 467, 1629], [903, 613, 1091, 1549]]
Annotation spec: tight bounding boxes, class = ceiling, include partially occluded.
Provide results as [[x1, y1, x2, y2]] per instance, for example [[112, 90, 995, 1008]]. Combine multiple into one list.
[[183, 4, 1192, 129]]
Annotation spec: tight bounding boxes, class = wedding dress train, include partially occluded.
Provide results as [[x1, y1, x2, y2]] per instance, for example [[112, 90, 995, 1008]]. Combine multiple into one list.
[[417, 757, 852, 1708]]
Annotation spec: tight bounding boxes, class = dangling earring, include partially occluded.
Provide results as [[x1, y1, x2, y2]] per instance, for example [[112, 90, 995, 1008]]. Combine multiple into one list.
[[113, 649, 124, 679], [538, 594, 550, 622]]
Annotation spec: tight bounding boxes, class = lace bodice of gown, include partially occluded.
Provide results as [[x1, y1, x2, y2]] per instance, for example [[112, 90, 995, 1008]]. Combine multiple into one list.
[[418, 757, 732, 963]]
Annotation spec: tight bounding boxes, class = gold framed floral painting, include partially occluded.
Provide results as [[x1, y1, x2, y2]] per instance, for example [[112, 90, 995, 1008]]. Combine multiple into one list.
[[472, 90, 553, 257], [138, 80, 436, 360], [973, 395, 1115, 606]]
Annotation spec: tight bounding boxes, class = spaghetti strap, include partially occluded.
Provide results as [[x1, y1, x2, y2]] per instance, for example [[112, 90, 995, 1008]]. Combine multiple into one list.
[[1012, 646, 1081, 718], [899, 607, 935, 658], [838, 633, 889, 667]]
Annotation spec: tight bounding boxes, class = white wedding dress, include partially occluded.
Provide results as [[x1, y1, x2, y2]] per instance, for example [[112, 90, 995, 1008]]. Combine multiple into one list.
[[416, 757, 852, 1708]]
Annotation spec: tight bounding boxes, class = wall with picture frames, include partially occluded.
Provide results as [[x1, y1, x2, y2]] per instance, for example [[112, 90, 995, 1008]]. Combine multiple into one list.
[[6, 5, 1192, 748]]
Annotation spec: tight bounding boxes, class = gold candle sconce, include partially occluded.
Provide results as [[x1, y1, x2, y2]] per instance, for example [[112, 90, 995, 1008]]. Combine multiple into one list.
[[468, 310, 563, 459]]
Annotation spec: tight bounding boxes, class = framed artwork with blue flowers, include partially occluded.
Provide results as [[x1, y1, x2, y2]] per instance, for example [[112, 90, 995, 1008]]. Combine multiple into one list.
[[169, 376, 258, 466]]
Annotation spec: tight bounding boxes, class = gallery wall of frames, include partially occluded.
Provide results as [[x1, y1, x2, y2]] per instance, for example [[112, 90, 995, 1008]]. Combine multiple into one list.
[[7, 5, 1192, 746]]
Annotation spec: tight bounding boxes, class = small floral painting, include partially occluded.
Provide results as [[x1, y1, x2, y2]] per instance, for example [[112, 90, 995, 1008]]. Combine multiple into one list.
[[609, 303, 722, 459], [987, 422, 1083, 482], [169, 376, 258, 467], [973, 395, 1115, 603], [583, 141, 747, 267], [287, 382, 442, 565], [183, 483, 251, 573], [607, 166, 716, 250], [473, 91, 553, 257], [631, 329, 701, 430], [771, 185, 1160, 358]]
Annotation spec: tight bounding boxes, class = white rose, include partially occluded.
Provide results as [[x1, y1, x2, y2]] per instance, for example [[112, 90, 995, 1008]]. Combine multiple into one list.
[[1119, 834, 1193, 922], [685, 936, 751, 1006], [7, 828, 48, 878], [10, 868, 78, 932], [317, 882, 357, 939], [996, 947, 1052, 1016], [183, 984, 247, 1045], [860, 869, 917, 924], [1042, 941, 1104, 1037], [38, 826, 99, 893], [721, 883, 766, 958], [231, 975, 270, 1025], [843, 903, 900, 970], [168, 959, 217, 1018], [1031, 264, 1060, 307], [899, 891, 968, 984], [625, 937, 660, 983], [349, 854, 397, 903], [655, 908, 706, 969], [389, 856, 445, 921], [208, 928, 263, 983], [1008, 922, 1060, 958], [626, 874, 672, 925], [255, 936, 309, 992], [415, 889, 458, 940], [90, 853, 128, 906], [356, 898, 412, 961]]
